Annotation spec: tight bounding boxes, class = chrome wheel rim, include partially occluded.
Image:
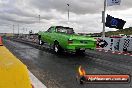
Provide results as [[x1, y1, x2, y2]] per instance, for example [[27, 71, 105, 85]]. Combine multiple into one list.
[[39, 40, 42, 45], [55, 45, 58, 52]]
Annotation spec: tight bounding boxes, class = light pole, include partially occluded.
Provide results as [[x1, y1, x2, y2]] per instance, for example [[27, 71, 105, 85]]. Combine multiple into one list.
[[67, 4, 70, 22], [13, 24, 14, 36], [38, 15, 40, 23], [18, 24, 19, 36], [102, 0, 106, 38]]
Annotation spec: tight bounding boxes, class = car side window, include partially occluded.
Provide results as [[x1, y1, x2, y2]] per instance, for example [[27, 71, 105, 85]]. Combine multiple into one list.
[[57, 28, 66, 33], [47, 27, 52, 32], [57, 28, 62, 32]]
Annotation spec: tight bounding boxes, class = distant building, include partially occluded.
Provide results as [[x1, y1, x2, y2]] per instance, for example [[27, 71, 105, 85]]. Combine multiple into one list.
[[0, 33, 14, 37]]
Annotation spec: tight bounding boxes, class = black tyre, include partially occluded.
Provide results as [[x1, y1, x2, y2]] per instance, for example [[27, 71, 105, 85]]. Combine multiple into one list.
[[75, 49, 85, 55], [53, 42, 62, 54], [38, 35, 44, 45], [39, 39, 44, 45]]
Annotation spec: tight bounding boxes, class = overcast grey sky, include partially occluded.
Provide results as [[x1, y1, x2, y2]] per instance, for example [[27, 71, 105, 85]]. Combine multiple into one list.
[[0, 0, 132, 33]]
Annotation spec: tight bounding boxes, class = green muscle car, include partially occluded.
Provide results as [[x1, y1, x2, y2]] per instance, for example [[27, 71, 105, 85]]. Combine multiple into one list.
[[38, 26, 96, 54]]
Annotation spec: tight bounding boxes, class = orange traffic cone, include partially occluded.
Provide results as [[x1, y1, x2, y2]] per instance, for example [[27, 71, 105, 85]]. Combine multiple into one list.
[[0, 36, 3, 46]]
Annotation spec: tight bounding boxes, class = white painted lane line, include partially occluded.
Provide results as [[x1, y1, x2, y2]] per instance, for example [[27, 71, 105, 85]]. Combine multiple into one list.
[[29, 71, 47, 88]]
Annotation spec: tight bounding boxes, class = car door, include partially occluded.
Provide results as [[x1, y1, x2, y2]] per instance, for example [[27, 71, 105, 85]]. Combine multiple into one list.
[[45, 27, 54, 44], [41, 27, 52, 43]]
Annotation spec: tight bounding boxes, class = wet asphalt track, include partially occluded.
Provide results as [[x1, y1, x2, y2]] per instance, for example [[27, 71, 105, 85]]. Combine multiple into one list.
[[3, 39, 132, 88]]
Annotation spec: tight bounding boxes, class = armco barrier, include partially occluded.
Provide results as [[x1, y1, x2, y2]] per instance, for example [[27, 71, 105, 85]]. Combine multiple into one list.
[[0, 46, 32, 88]]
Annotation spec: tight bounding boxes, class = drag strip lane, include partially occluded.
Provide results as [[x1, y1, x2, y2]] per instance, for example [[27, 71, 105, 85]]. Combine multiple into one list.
[[3, 39, 132, 88]]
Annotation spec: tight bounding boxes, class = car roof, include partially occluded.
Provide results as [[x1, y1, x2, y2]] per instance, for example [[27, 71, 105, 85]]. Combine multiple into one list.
[[53, 26, 73, 29]]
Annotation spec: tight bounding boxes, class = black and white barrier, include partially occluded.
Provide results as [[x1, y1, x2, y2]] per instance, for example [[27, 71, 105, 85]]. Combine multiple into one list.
[[119, 38, 132, 52], [96, 37, 132, 52]]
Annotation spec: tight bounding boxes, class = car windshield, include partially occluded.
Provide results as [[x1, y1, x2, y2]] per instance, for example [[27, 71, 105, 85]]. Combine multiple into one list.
[[57, 27, 75, 34]]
